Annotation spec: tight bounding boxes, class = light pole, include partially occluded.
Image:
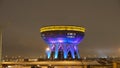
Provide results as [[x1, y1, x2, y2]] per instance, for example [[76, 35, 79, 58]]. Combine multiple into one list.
[[0, 29, 2, 67], [46, 47, 51, 59]]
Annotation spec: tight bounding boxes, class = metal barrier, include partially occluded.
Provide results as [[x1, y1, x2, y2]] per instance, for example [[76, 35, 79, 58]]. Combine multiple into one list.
[[87, 65, 112, 68], [117, 63, 120, 68], [115, 62, 120, 68], [2, 62, 120, 68]]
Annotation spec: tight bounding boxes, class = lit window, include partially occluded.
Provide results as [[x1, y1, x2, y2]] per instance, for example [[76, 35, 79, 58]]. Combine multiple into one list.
[[67, 33, 76, 36], [67, 36, 75, 38]]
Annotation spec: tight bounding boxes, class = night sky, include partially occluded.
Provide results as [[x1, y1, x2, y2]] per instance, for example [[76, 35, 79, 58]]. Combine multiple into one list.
[[0, 0, 120, 58]]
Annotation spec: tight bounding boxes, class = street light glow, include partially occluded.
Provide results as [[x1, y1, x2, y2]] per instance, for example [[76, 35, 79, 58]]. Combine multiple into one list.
[[46, 47, 50, 51]]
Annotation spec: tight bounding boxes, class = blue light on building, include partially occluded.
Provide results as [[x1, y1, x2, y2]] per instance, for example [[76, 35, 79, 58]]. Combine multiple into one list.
[[40, 26, 85, 60]]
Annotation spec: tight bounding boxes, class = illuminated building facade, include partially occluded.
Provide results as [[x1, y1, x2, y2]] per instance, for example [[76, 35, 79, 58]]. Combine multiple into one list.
[[40, 26, 85, 60]]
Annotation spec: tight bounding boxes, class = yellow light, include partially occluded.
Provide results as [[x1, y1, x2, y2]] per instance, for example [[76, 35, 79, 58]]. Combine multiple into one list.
[[40, 26, 85, 32], [46, 47, 50, 51]]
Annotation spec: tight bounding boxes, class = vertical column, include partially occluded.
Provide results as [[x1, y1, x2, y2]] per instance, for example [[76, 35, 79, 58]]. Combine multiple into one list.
[[54, 44, 59, 59], [74, 45, 80, 59], [70, 45, 75, 59], [0, 30, 2, 68], [63, 44, 67, 59]]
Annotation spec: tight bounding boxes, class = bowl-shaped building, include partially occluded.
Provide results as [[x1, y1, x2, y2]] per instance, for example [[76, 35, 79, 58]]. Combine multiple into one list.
[[40, 26, 85, 59]]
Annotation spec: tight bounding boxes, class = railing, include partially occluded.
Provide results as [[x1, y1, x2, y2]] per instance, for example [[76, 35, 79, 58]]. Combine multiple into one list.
[[2, 62, 120, 68], [85, 65, 112, 68], [86, 63, 120, 68], [114, 62, 120, 68]]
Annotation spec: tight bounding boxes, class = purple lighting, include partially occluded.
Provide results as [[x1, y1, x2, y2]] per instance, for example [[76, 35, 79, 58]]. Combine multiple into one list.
[[58, 40, 63, 43], [40, 26, 85, 60]]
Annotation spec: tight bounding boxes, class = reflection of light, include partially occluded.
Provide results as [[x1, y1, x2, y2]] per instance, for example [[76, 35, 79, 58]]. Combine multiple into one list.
[[51, 46, 54, 50], [37, 65, 40, 67], [74, 46, 77, 50], [8, 66, 12, 68], [50, 40, 56, 43], [58, 40, 63, 43]]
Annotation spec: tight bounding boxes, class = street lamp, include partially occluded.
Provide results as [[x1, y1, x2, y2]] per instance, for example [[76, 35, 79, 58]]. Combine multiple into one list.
[[45, 47, 51, 59]]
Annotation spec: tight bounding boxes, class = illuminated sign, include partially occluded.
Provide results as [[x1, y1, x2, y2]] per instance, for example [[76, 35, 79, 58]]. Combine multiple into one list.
[[40, 26, 85, 32]]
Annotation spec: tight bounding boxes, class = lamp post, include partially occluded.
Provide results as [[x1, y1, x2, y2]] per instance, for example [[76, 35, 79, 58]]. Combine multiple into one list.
[[46, 47, 51, 59], [0, 29, 2, 67]]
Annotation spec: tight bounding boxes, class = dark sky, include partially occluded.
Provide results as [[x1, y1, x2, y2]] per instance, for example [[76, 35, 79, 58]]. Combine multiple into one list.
[[0, 0, 120, 58]]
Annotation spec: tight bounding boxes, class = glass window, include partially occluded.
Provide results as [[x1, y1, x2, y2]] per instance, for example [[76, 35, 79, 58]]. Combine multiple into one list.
[[67, 33, 76, 36]]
